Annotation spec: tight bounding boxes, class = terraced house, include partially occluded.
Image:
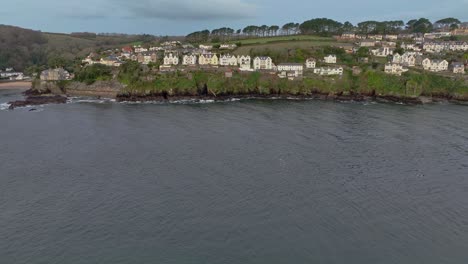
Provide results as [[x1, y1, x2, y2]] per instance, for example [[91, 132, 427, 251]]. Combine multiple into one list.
[[163, 53, 179, 65], [199, 53, 219, 66], [253, 57, 273, 70], [422, 58, 449, 72], [182, 54, 197, 66], [238, 55, 252, 70], [219, 54, 238, 66]]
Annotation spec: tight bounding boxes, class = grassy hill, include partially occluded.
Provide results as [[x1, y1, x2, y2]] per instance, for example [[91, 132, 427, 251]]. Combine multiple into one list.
[[0, 25, 159, 72]]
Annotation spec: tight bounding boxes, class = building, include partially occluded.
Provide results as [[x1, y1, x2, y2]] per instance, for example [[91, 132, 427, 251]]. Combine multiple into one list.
[[451, 62, 465, 74], [199, 45, 213, 50], [277, 63, 304, 77], [163, 53, 179, 65], [134, 45, 148, 53], [219, 54, 238, 66], [422, 58, 449, 72], [182, 55, 197, 66], [392, 52, 420, 67], [359, 40, 376, 47], [238, 55, 251, 70], [121, 46, 133, 53], [371, 47, 394, 57], [199, 53, 219, 66], [324, 55, 337, 64], [384, 63, 407, 76], [313, 67, 343, 76], [138, 52, 158, 65], [220, 44, 237, 50], [341, 32, 356, 39], [253, 57, 273, 70], [305, 58, 316, 69], [385, 34, 398, 41], [40, 68, 71, 81], [100, 56, 123, 67]]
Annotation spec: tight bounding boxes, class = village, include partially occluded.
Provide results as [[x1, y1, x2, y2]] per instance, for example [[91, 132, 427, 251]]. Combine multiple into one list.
[[65, 24, 468, 83]]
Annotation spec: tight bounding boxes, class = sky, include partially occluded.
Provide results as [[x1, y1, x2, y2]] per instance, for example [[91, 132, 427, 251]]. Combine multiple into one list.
[[1, 0, 467, 35]]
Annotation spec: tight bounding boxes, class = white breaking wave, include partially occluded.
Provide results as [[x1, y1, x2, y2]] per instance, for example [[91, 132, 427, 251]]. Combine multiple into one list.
[[0, 103, 10, 110]]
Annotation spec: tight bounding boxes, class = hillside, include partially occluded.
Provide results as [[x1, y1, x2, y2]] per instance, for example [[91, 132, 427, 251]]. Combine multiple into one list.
[[0, 25, 159, 72]]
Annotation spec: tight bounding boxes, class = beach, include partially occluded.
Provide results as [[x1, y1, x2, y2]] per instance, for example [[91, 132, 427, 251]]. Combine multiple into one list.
[[0, 81, 31, 89]]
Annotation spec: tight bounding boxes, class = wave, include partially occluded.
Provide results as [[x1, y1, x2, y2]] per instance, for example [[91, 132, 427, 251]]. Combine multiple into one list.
[[0, 102, 11, 110]]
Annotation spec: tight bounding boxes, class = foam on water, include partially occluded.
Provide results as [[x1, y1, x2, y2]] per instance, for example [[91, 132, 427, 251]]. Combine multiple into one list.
[[0, 102, 11, 110]]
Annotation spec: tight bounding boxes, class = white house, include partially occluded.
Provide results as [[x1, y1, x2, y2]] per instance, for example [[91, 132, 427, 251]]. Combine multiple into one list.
[[384, 63, 408, 76], [253, 57, 273, 70], [182, 54, 197, 66], [392, 52, 419, 67], [371, 47, 394, 57], [324, 55, 337, 64], [219, 54, 238, 66], [422, 58, 449, 72], [359, 40, 376, 47], [305, 58, 316, 69], [134, 45, 148, 53], [238, 55, 251, 70], [220, 44, 237, 50], [199, 53, 219, 66], [164, 53, 179, 65], [277, 63, 304, 77], [451, 62, 465, 74], [313, 67, 343, 76], [199, 44, 213, 50]]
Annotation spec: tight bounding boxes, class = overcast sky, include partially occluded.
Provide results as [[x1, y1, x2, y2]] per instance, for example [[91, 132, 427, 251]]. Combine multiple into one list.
[[1, 0, 467, 35]]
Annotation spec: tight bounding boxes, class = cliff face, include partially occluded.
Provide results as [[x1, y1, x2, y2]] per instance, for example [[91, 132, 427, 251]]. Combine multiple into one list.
[[32, 80, 124, 98], [65, 81, 124, 98]]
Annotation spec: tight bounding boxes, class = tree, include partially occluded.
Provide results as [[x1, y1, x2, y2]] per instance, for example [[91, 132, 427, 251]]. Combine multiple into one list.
[[410, 18, 433, 33], [342, 21, 354, 33], [356, 47, 369, 58], [282, 23, 296, 35], [269, 25, 280, 36], [300, 18, 343, 35], [435, 17, 461, 29]]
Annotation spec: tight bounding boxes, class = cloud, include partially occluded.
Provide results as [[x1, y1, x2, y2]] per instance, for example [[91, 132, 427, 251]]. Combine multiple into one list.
[[117, 0, 257, 20]]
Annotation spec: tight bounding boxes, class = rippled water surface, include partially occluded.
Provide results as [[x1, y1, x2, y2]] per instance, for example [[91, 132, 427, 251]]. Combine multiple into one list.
[[1, 89, 468, 264]]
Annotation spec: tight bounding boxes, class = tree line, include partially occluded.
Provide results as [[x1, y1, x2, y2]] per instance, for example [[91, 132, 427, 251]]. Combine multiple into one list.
[[185, 17, 463, 43]]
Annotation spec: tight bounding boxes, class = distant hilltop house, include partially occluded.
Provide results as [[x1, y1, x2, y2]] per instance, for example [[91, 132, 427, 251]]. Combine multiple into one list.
[[164, 53, 179, 65], [40, 68, 71, 81], [199, 53, 219, 66], [368, 34, 383, 41], [385, 34, 398, 41], [384, 63, 408, 76], [134, 45, 148, 53], [253, 57, 273, 70], [401, 43, 422, 52], [422, 58, 449, 72], [238, 55, 252, 70], [0, 68, 23, 79], [450, 62, 465, 74], [219, 54, 238, 66], [341, 32, 356, 39], [358, 40, 376, 47], [324, 55, 337, 64], [199, 44, 213, 50], [305, 58, 316, 69], [371, 47, 394, 57], [182, 54, 198, 66], [313, 67, 343, 76], [220, 44, 237, 50], [121, 46, 133, 53]]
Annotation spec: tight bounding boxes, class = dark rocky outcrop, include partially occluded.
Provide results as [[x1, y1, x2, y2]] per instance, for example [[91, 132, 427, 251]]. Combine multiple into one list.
[[8, 95, 67, 109]]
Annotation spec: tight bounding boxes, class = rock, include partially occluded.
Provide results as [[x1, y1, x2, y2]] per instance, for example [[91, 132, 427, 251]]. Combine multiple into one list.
[[8, 95, 67, 110]]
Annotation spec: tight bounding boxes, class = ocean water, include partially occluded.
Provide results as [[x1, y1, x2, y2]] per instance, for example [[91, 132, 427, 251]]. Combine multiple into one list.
[[1, 88, 468, 264]]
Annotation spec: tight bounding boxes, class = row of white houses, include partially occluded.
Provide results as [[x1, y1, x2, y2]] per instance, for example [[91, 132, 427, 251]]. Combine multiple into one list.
[[161, 54, 336, 71]]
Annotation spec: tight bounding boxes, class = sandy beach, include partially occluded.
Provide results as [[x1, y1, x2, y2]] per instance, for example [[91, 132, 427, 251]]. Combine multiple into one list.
[[0, 81, 32, 89]]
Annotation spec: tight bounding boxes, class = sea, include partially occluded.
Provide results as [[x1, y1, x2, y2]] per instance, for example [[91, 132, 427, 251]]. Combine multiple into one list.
[[1, 88, 468, 264]]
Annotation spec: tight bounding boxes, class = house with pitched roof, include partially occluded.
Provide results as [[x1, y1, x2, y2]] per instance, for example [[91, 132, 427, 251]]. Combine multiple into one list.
[[253, 57, 273, 70]]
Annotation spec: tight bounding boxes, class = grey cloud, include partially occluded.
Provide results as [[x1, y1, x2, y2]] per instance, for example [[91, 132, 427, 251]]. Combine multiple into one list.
[[116, 0, 257, 20]]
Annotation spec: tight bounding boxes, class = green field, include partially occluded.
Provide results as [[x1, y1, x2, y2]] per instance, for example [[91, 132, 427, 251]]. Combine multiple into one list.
[[229, 35, 336, 45]]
